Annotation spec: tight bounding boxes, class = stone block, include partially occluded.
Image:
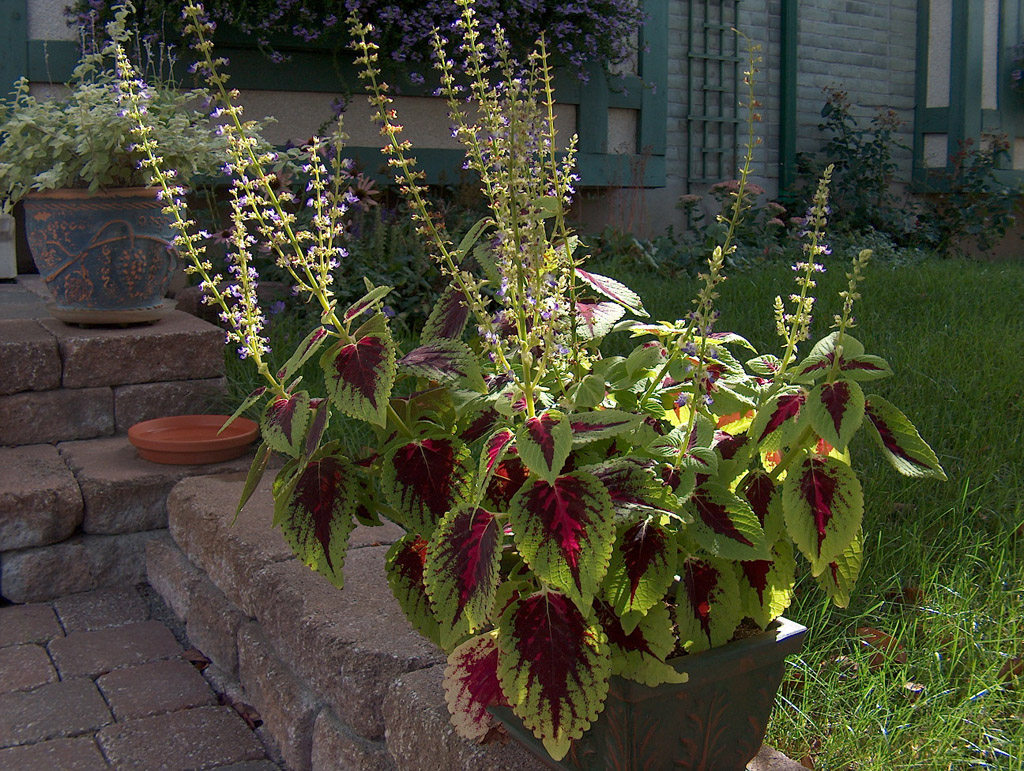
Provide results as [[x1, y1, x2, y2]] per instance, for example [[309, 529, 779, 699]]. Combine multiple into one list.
[[0, 529, 170, 603], [0, 736, 110, 770], [53, 587, 150, 633], [0, 387, 113, 445], [0, 320, 60, 395], [747, 745, 808, 771], [0, 678, 112, 748], [59, 436, 254, 536], [146, 538, 204, 621], [96, 706, 267, 770], [382, 665, 537, 771], [249, 549, 443, 741], [184, 577, 246, 677], [237, 623, 320, 771], [311, 710, 395, 771], [114, 377, 228, 433], [40, 311, 224, 389], [0, 644, 57, 694], [97, 657, 218, 720], [48, 620, 182, 679], [0, 603, 63, 648], [0, 444, 82, 551]]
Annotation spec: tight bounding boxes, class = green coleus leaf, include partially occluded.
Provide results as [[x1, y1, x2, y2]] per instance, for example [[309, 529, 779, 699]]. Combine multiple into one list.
[[442, 631, 510, 743], [689, 481, 770, 561], [571, 374, 607, 409], [385, 533, 442, 647], [815, 528, 864, 608], [223, 386, 267, 432], [421, 284, 471, 344], [675, 557, 743, 653], [277, 327, 331, 384], [272, 451, 358, 588], [625, 341, 666, 376], [602, 518, 677, 617], [746, 354, 782, 377], [595, 599, 686, 687], [260, 390, 311, 457], [738, 539, 796, 628], [497, 591, 611, 762], [398, 339, 486, 393], [805, 379, 865, 452], [381, 437, 473, 537], [782, 455, 864, 574], [508, 471, 615, 609], [515, 409, 572, 484], [567, 410, 644, 445], [235, 442, 272, 518], [320, 313, 397, 427], [864, 395, 947, 480], [809, 330, 866, 359], [342, 283, 393, 323], [425, 506, 504, 650]]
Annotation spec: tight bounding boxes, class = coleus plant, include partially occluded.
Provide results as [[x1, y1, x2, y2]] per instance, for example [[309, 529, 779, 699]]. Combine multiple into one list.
[[116, 0, 945, 762]]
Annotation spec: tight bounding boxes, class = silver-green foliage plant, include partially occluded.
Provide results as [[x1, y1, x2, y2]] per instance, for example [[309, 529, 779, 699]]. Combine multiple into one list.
[[0, 6, 227, 213], [118, 0, 945, 761]]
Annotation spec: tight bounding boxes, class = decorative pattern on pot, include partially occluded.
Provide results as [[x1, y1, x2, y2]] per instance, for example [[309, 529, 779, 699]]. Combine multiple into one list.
[[22, 187, 176, 312]]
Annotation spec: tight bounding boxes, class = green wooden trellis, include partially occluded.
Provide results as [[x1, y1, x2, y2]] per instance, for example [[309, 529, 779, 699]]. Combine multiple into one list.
[[684, 0, 741, 187]]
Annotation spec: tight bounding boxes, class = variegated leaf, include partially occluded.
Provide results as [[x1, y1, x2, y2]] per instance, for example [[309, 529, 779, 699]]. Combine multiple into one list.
[[497, 591, 611, 761], [739, 539, 796, 628], [676, 557, 743, 653], [589, 459, 687, 521], [740, 470, 785, 543], [398, 339, 486, 393], [476, 428, 516, 498], [235, 442, 272, 518], [342, 284, 393, 322], [422, 285, 471, 343], [320, 314, 397, 427], [382, 437, 473, 537], [575, 268, 648, 317], [272, 452, 357, 588], [508, 471, 615, 609], [515, 410, 572, 484], [575, 301, 626, 341], [805, 379, 865, 452], [602, 518, 677, 617], [750, 390, 807, 446], [385, 533, 442, 646], [443, 631, 510, 742], [815, 528, 864, 608], [595, 599, 686, 687], [689, 481, 770, 561], [864, 395, 946, 480], [260, 391, 311, 457], [277, 328, 330, 383], [425, 506, 503, 649], [782, 455, 864, 574], [483, 456, 531, 511], [567, 410, 644, 445]]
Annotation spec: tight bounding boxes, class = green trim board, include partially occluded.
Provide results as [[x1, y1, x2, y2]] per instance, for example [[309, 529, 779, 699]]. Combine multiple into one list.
[[1, 0, 28, 95], [779, 0, 798, 192]]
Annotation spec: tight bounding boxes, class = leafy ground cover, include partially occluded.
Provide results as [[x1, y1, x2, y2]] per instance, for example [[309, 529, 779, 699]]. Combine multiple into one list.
[[223, 254, 1024, 769]]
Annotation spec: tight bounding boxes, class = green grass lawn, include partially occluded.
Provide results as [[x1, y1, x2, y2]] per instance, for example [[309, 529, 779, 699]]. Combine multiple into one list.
[[623, 256, 1024, 770], [225, 254, 1024, 769]]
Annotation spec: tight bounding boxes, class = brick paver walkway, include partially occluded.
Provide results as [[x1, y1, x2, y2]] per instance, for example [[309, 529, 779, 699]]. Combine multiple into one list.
[[0, 586, 279, 770]]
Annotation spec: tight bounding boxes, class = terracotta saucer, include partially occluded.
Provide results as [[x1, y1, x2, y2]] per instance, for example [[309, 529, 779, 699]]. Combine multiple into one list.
[[128, 414, 259, 465]]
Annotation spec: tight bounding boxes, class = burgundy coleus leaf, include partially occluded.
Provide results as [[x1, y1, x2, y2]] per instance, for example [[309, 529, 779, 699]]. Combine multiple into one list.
[[752, 390, 807, 444], [320, 315, 397, 427], [425, 506, 503, 649], [385, 534, 442, 646], [484, 456, 531, 511], [304, 398, 330, 458], [738, 539, 796, 628], [806, 379, 865, 452], [575, 268, 648, 317], [342, 284, 394, 323], [475, 427, 516, 498], [398, 340, 486, 392], [422, 284, 470, 343], [689, 481, 770, 561], [509, 471, 615, 608], [443, 631, 510, 742], [589, 459, 684, 520], [277, 327, 330, 383], [496, 591, 611, 761], [260, 391, 311, 457], [515, 409, 572, 484], [782, 455, 864, 574], [460, 407, 500, 443], [567, 410, 643, 445], [741, 470, 784, 543], [594, 600, 685, 687], [575, 301, 626, 341], [864, 395, 947, 480], [675, 557, 743, 653], [382, 437, 473, 537], [814, 528, 863, 609], [602, 518, 677, 617], [272, 453, 357, 588]]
